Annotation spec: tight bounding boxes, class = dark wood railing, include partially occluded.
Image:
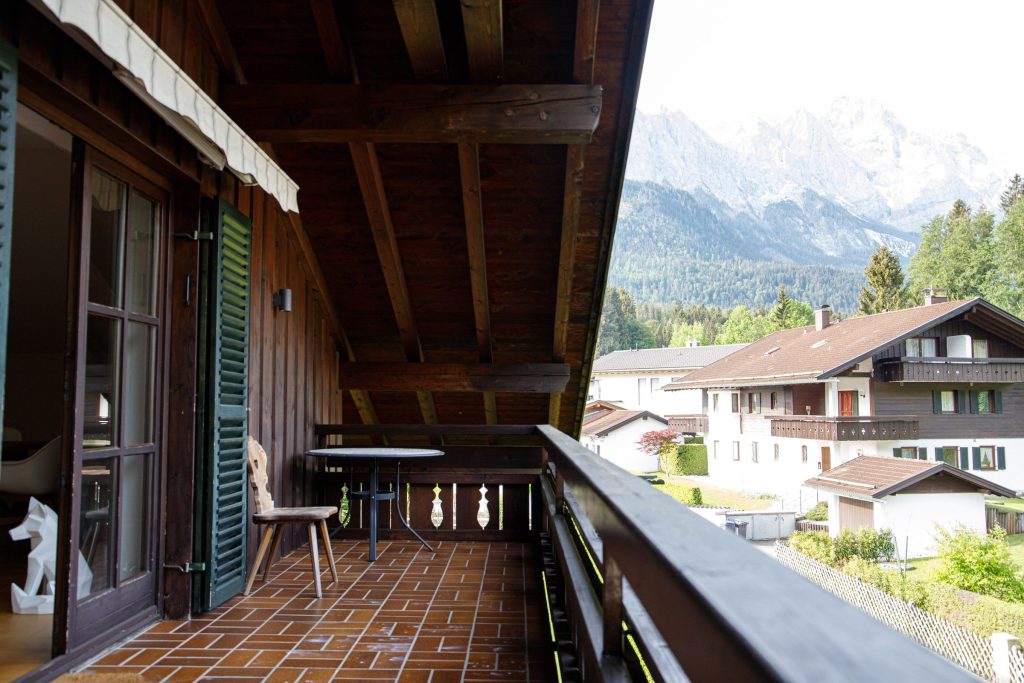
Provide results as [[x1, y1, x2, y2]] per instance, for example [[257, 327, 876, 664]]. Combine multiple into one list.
[[315, 423, 967, 681], [768, 415, 919, 441], [876, 356, 1024, 383], [666, 413, 708, 434]]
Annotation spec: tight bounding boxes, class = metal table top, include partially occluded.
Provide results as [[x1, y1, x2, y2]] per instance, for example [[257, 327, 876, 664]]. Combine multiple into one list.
[[306, 447, 443, 460]]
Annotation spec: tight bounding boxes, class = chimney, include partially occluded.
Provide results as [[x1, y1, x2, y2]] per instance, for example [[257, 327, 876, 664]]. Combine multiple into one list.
[[815, 304, 831, 331], [923, 288, 948, 306]]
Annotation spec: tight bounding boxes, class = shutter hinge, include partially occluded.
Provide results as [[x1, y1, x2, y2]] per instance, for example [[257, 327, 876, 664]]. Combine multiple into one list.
[[164, 561, 206, 574], [173, 230, 214, 241]]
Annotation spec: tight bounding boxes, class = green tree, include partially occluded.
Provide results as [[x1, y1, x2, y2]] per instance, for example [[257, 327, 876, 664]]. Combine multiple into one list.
[[989, 199, 1024, 316], [770, 285, 794, 328], [909, 201, 996, 301], [858, 245, 910, 314], [715, 306, 771, 344], [1001, 174, 1024, 214], [596, 287, 656, 355], [934, 526, 1024, 602], [668, 320, 706, 347]]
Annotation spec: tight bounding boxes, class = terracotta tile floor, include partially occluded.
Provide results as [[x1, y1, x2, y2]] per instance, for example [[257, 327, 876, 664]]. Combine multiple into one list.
[[79, 541, 552, 682]]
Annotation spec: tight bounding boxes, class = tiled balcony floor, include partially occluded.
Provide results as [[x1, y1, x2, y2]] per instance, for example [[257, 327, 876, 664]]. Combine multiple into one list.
[[79, 540, 552, 682]]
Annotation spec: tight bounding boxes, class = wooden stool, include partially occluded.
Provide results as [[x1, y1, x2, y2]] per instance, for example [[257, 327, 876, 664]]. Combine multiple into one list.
[[245, 437, 338, 598]]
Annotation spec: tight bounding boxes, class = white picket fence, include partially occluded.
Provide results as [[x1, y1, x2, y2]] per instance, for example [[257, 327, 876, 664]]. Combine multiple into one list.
[[775, 541, 1024, 681]]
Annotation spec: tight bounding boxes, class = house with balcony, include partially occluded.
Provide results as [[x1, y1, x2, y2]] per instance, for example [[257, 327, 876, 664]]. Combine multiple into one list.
[[664, 296, 1024, 503], [588, 343, 747, 416], [0, 1, 979, 681]]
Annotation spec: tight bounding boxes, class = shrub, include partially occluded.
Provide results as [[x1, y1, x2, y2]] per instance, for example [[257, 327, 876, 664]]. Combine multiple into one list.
[[789, 528, 895, 566], [683, 435, 704, 445], [789, 531, 835, 565], [804, 501, 828, 521], [666, 444, 708, 476], [934, 525, 1024, 602], [690, 487, 703, 506], [843, 557, 929, 608]]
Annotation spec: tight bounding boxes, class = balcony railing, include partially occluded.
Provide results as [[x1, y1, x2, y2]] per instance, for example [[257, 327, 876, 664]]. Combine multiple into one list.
[[316, 422, 966, 681], [667, 413, 708, 434], [768, 415, 919, 441], [876, 356, 1024, 383]]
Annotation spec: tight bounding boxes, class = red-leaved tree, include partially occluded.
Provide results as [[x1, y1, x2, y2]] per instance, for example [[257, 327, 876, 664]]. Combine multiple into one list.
[[637, 428, 680, 472]]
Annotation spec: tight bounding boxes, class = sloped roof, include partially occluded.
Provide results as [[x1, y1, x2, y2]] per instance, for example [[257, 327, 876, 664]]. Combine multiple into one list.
[[592, 344, 749, 373], [804, 455, 1014, 499], [582, 410, 667, 437], [665, 298, 1024, 389]]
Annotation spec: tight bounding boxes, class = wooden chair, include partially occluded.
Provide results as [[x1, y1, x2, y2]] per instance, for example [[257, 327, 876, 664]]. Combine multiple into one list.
[[244, 437, 339, 598]]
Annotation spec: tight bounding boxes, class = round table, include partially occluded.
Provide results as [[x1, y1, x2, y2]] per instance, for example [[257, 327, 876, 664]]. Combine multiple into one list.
[[306, 447, 443, 561]]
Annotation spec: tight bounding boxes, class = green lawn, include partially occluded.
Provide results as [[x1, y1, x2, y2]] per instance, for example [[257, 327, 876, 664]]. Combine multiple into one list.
[[988, 498, 1024, 513], [907, 533, 1024, 579], [649, 473, 774, 510]]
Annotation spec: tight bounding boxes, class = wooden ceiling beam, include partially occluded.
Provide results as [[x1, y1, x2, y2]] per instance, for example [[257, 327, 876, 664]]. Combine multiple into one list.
[[220, 83, 602, 144], [550, 0, 601, 427], [461, 0, 503, 82], [195, 0, 247, 85], [339, 363, 571, 392], [391, 0, 448, 81], [309, 0, 355, 81]]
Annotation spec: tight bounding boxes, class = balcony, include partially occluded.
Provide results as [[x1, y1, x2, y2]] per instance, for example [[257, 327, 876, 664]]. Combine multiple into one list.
[[667, 414, 708, 434], [769, 415, 919, 441], [876, 357, 1024, 383], [78, 424, 964, 680]]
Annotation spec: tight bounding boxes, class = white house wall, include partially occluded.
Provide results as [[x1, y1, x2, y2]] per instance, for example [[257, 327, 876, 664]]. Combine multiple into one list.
[[589, 372, 703, 414], [876, 492, 986, 559], [582, 415, 665, 472]]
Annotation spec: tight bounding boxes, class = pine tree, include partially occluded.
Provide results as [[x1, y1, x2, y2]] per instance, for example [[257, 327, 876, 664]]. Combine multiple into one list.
[[770, 285, 794, 328], [858, 245, 909, 314], [1001, 174, 1024, 214]]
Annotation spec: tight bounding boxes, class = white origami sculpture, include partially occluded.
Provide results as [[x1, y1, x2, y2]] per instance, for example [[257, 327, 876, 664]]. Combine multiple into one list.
[[9, 497, 93, 614]]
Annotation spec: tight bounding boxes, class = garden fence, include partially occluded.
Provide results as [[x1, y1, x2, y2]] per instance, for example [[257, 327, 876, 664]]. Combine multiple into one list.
[[775, 541, 1024, 682], [987, 507, 1024, 535]]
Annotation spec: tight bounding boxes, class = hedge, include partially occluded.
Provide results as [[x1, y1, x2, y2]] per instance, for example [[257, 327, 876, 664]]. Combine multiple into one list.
[[683, 435, 704, 445], [666, 444, 708, 476]]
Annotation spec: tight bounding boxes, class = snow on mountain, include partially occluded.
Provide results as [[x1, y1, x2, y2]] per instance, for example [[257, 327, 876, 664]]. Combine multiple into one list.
[[625, 98, 1006, 235]]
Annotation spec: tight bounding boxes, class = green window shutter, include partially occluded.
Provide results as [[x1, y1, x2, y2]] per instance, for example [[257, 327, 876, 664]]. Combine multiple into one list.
[[931, 391, 942, 414], [918, 447, 927, 460], [998, 447, 1007, 470], [995, 391, 1004, 414], [968, 391, 978, 414], [892, 447, 901, 458], [959, 447, 969, 470], [934, 447, 943, 461], [195, 199, 252, 612], [957, 390, 969, 414], [972, 447, 981, 470], [0, 40, 17, 468]]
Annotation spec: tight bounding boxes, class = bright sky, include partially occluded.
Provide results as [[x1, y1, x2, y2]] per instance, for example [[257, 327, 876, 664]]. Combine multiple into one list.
[[637, 0, 1024, 172]]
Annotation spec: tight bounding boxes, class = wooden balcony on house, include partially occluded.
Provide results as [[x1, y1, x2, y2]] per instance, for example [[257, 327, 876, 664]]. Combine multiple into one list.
[[876, 357, 1024, 383], [77, 424, 968, 681], [769, 416, 920, 441], [667, 414, 708, 434]]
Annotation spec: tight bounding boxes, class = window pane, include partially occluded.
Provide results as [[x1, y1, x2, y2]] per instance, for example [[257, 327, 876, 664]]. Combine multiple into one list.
[[973, 339, 989, 358], [124, 323, 156, 445], [79, 459, 117, 600], [981, 447, 994, 469], [977, 391, 991, 414], [905, 339, 920, 357], [940, 391, 955, 413], [943, 447, 958, 466], [89, 171, 126, 307], [120, 454, 151, 581], [84, 316, 121, 448], [921, 338, 937, 356], [125, 192, 159, 316]]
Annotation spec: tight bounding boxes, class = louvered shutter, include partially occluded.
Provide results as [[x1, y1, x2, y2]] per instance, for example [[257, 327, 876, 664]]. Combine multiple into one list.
[[892, 447, 901, 458], [918, 447, 927, 460], [934, 447, 943, 461], [972, 447, 981, 470], [195, 199, 252, 611], [998, 447, 1007, 471], [932, 391, 942, 414], [995, 392, 1004, 414], [957, 390, 969, 414], [959, 447, 969, 470], [0, 40, 16, 470]]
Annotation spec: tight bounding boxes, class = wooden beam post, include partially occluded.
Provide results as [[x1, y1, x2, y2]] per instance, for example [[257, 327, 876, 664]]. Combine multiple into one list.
[[309, 0, 355, 81], [461, 0, 503, 82], [392, 0, 448, 81], [338, 362, 570, 392]]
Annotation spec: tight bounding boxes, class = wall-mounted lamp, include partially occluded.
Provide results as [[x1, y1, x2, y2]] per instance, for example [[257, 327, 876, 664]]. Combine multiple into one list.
[[273, 288, 293, 312]]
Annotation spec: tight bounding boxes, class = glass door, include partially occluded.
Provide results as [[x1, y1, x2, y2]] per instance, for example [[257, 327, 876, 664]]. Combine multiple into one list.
[[67, 151, 165, 644]]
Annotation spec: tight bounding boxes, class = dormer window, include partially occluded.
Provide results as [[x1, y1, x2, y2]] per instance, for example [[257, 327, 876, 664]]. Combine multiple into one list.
[[906, 337, 937, 357]]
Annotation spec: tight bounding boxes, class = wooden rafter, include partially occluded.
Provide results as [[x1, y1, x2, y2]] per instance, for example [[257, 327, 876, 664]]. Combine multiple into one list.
[[550, 0, 601, 426], [220, 83, 602, 145], [339, 363, 570, 392], [194, 0, 247, 85], [309, 0, 355, 81], [391, 0, 448, 81], [348, 141, 439, 426], [461, 0, 503, 82]]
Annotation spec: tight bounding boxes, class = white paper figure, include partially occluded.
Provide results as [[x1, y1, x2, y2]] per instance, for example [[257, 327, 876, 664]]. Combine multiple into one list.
[[9, 497, 93, 614]]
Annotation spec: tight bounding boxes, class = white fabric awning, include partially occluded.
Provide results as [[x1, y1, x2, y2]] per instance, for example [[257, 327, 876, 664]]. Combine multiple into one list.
[[35, 0, 300, 213]]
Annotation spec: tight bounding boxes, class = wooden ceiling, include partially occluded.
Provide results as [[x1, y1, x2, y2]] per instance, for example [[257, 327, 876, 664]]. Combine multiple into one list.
[[212, 0, 654, 435]]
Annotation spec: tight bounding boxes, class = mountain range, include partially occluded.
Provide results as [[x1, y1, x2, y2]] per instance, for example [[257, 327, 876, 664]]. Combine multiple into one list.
[[611, 98, 1007, 311]]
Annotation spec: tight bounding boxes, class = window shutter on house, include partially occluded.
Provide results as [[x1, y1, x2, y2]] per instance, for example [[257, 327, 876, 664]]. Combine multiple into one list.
[[931, 391, 942, 414], [957, 390, 969, 414], [195, 199, 252, 612], [998, 447, 1007, 470], [995, 392, 1004, 414], [934, 447, 943, 461], [959, 447, 969, 470], [968, 391, 978, 414], [0, 40, 17, 469], [892, 447, 901, 458], [917, 447, 927, 460], [972, 447, 981, 470]]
